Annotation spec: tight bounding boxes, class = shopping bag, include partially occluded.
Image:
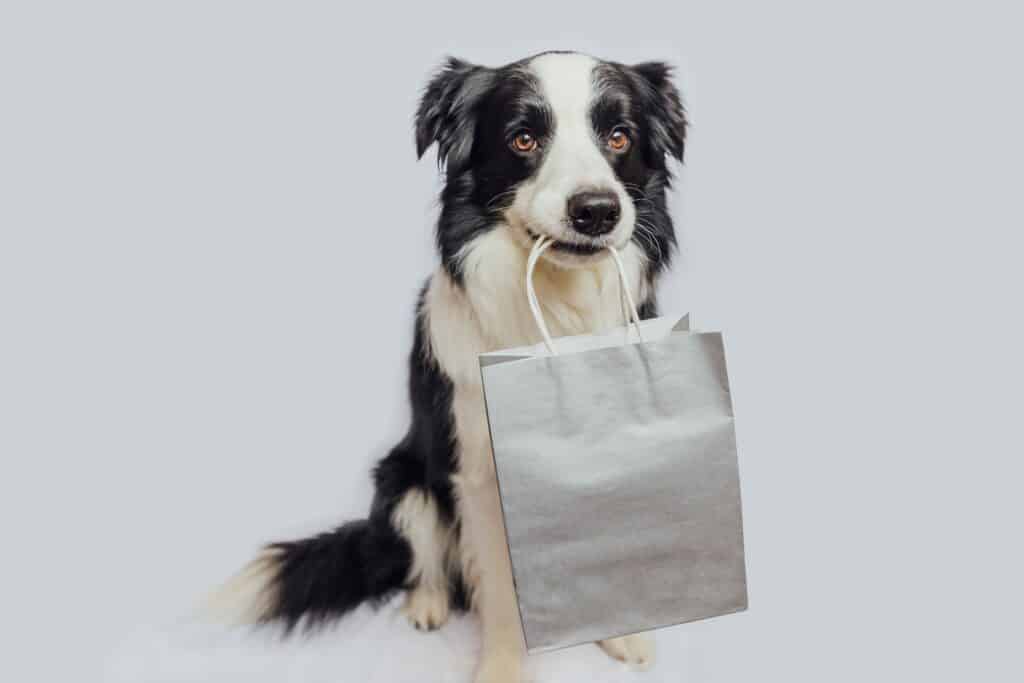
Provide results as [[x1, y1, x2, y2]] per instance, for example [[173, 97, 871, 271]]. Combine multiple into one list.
[[479, 237, 747, 653]]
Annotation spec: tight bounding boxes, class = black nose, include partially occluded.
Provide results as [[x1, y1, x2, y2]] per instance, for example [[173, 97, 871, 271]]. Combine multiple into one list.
[[567, 191, 621, 236]]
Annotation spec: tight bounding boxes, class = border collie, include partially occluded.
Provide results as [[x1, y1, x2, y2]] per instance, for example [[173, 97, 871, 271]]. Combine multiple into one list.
[[216, 51, 686, 682]]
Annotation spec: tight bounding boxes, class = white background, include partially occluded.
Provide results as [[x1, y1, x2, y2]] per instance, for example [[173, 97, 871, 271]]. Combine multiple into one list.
[[2, 1, 1022, 681]]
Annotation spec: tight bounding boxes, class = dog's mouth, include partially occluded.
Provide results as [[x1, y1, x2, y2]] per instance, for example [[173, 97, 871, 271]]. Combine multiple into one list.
[[526, 229, 605, 256]]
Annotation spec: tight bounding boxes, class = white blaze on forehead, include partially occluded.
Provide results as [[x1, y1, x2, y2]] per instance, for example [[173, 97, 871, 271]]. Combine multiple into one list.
[[528, 53, 613, 190], [528, 52, 599, 135]]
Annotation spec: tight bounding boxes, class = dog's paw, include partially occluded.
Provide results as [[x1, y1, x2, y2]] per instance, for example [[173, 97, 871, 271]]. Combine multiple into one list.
[[598, 632, 655, 671], [402, 584, 450, 631], [474, 650, 523, 683]]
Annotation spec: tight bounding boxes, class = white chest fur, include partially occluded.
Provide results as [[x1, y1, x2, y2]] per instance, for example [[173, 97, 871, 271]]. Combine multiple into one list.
[[424, 226, 647, 482]]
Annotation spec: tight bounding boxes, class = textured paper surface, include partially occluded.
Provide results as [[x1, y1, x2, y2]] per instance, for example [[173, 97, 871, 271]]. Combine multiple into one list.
[[480, 318, 747, 653]]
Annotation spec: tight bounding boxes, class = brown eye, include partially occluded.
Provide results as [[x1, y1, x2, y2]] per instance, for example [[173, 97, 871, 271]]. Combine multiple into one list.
[[608, 128, 631, 152], [511, 130, 538, 153]]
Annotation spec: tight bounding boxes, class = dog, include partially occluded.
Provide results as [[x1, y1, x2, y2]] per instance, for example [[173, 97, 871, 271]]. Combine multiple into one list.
[[214, 51, 687, 683]]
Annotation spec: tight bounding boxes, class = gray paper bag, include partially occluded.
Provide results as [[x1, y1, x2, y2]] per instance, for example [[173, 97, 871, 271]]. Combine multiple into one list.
[[479, 238, 747, 653]]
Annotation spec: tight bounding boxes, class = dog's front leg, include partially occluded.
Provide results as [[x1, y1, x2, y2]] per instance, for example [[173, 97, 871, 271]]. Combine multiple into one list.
[[460, 478, 524, 682], [453, 386, 525, 683]]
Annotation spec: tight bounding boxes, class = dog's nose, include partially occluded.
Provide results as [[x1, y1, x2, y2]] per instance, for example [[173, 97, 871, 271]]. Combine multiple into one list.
[[567, 191, 621, 236]]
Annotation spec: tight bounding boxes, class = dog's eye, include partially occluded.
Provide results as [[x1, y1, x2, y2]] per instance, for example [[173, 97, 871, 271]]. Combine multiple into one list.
[[510, 130, 538, 153], [608, 128, 631, 152]]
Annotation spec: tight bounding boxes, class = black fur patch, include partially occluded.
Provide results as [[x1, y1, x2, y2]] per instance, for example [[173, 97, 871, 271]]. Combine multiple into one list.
[[265, 518, 411, 633]]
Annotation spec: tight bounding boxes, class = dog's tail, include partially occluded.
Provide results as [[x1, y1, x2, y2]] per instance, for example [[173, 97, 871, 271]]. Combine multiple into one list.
[[206, 517, 411, 632]]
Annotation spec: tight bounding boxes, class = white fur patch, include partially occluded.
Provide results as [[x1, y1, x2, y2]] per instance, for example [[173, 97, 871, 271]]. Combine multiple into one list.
[[202, 547, 281, 624], [598, 632, 656, 670], [392, 489, 455, 631], [391, 487, 455, 589], [428, 225, 648, 393], [428, 223, 648, 481]]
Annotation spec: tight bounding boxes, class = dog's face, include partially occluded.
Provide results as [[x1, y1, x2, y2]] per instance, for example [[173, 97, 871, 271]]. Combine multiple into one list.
[[417, 52, 686, 272]]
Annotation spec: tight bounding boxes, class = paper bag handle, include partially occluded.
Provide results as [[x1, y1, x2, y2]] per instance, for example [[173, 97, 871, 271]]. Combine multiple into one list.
[[526, 236, 645, 355]]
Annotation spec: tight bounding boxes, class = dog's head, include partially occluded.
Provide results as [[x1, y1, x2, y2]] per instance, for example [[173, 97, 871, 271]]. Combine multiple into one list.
[[417, 52, 686, 275]]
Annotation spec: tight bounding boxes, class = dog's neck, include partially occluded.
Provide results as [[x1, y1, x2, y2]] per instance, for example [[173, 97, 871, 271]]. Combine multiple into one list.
[[425, 225, 647, 386]]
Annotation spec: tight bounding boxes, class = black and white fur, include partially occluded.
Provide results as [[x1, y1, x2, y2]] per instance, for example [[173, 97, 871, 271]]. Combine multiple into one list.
[[214, 52, 686, 682]]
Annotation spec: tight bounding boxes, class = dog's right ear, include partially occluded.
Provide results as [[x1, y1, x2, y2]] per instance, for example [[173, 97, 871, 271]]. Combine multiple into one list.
[[629, 61, 688, 164], [415, 57, 492, 173]]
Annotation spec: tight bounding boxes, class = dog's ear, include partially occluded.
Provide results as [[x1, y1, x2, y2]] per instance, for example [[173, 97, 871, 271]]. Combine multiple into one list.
[[415, 57, 492, 173], [631, 62, 687, 163]]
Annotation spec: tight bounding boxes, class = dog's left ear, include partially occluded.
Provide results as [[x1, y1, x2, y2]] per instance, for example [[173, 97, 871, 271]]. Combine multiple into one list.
[[415, 57, 493, 173], [631, 62, 688, 163]]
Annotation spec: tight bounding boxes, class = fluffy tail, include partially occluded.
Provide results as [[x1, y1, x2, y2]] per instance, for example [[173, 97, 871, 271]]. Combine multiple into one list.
[[207, 518, 412, 632]]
